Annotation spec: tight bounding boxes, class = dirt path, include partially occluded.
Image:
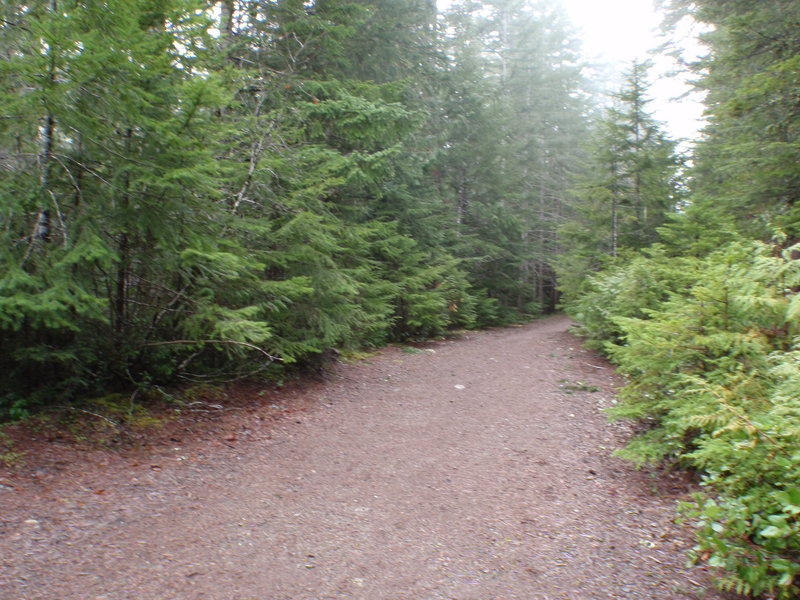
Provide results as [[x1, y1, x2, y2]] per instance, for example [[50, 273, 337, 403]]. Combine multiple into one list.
[[1, 316, 732, 600]]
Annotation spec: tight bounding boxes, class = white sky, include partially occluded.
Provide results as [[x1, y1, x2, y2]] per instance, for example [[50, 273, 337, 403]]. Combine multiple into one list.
[[438, 0, 708, 143], [561, 0, 661, 63], [560, 0, 707, 143]]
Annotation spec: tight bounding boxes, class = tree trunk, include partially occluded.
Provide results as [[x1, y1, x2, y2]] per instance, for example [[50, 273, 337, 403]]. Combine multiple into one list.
[[218, 0, 234, 51], [35, 0, 59, 244]]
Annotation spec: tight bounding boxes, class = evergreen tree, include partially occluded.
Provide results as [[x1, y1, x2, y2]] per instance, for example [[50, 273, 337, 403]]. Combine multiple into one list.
[[206, 0, 473, 354], [558, 61, 682, 300], [661, 0, 800, 240], [499, 0, 589, 311], [0, 0, 237, 410], [438, 0, 590, 315], [565, 3, 800, 595], [0, 0, 600, 416]]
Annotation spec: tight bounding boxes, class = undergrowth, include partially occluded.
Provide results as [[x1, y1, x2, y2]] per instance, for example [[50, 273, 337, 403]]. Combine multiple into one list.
[[567, 240, 800, 599]]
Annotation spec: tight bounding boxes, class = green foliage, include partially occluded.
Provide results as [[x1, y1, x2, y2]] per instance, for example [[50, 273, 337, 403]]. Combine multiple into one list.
[[562, 0, 800, 592], [568, 1, 800, 596], [684, 344, 800, 598], [579, 241, 800, 597], [565, 246, 700, 349], [663, 0, 800, 239], [438, 0, 590, 313], [557, 61, 683, 301], [4, 0, 595, 420]]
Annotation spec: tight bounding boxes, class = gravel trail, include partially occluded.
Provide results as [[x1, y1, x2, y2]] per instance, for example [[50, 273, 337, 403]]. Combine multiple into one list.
[[0, 315, 732, 600]]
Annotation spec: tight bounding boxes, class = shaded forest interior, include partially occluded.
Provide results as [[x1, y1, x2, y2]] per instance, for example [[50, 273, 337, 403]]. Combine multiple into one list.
[[1, 1, 799, 597], [0, 0, 681, 409]]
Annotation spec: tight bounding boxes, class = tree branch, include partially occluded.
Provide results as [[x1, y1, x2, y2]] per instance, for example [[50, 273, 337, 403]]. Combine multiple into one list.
[[142, 339, 282, 362]]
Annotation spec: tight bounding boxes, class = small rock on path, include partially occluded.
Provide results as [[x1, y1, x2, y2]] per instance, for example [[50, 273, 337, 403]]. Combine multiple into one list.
[[0, 315, 733, 600]]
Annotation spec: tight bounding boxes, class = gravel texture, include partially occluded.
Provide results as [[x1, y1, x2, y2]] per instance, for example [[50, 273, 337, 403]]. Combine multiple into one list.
[[0, 315, 738, 600]]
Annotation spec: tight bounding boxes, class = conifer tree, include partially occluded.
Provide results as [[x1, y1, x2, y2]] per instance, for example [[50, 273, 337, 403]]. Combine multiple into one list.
[[558, 61, 682, 299], [0, 0, 246, 409], [0, 0, 602, 415], [661, 0, 800, 241], [500, 0, 589, 310], [566, 4, 800, 594], [437, 0, 590, 315]]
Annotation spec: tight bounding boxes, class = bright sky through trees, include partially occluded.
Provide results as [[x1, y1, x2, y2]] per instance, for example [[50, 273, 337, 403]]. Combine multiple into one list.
[[560, 0, 707, 142], [561, 0, 661, 62], [437, 0, 706, 141], [561, 0, 706, 142]]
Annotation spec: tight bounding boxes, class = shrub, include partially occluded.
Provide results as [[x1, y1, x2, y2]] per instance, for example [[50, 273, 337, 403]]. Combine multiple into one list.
[[576, 241, 800, 598]]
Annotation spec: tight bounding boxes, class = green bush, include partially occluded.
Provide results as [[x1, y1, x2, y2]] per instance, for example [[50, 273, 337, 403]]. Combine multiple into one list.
[[565, 246, 700, 349], [576, 241, 800, 598]]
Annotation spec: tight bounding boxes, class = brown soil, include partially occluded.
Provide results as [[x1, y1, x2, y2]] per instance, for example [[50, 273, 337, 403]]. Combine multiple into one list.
[[0, 315, 739, 600]]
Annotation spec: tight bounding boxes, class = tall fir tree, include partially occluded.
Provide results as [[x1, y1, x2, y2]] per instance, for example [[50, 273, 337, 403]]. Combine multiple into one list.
[[0, 0, 239, 409], [558, 61, 682, 299], [437, 0, 590, 315], [0, 0, 602, 415], [660, 0, 800, 241]]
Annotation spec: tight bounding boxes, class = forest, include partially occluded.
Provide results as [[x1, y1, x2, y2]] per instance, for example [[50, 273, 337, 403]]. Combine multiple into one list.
[[0, 0, 798, 597]]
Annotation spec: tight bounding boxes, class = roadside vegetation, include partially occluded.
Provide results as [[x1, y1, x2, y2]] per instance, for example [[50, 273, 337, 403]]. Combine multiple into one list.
[[0, 0, 588, 419], [1, 0, 798, 596], [561, 2, 800, 596]]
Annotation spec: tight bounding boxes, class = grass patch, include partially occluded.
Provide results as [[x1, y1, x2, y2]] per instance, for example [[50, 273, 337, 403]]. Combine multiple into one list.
[[558, 379, 600, 393]]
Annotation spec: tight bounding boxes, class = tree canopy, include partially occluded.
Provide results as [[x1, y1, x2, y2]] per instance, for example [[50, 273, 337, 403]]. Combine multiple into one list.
[[0, 0, 592, 413]]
